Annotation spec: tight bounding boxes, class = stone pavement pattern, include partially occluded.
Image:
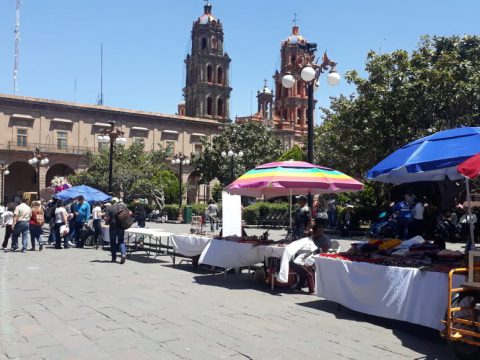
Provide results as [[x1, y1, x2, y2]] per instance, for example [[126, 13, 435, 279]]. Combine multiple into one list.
[[0, 225, 456, 360]]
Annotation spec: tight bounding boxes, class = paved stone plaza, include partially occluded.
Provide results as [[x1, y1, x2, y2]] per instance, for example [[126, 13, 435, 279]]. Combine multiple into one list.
[[0, 224, 456, 359]]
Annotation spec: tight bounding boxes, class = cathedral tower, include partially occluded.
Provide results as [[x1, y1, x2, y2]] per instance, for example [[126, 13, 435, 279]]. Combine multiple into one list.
[[273, 25, 312, 135], [184, 2, 231, 121]]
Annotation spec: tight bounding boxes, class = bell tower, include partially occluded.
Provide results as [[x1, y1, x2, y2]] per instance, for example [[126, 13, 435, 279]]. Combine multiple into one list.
[[184, 2, 232, 122], [273, 25, 312, 135]]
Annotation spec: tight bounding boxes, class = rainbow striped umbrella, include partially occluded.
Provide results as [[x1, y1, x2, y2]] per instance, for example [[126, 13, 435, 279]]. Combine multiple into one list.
[[226, 161, 364, 199]]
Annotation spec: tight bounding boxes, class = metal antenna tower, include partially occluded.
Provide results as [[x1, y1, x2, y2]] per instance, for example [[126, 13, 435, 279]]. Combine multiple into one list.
[[96, 43, 104, 105], [13, 0, 22, 94]]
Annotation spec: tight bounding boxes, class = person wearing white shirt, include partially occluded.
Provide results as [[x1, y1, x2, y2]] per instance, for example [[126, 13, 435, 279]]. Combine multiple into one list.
[[410, 198, 424, 237], [1, 203, 15, 250], [92, 202, 103, 249]]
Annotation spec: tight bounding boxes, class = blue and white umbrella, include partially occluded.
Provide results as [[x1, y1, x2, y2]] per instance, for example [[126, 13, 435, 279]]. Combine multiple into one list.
[[367, 127, 480, 183]]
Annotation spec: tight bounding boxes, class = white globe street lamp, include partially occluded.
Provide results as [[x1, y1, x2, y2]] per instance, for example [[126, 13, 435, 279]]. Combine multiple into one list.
[[327, 71, 341, 86], [300, 66, 316, 82], [281, 74, 296, 89]]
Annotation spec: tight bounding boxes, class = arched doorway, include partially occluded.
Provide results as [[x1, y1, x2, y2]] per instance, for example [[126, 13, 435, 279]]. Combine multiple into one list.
[[4, 161, 36, 203], [45, 163, 75, 188], [187, 171, 201, 204]]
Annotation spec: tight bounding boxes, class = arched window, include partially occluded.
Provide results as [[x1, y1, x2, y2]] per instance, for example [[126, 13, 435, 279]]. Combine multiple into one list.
[[201, 37, 207, 50], [207, 97, 213, 116], [297, 82, 302, 96], [217, 67, 223, 85], [217, 98, 224, 117], [207, 65, 213, 83]]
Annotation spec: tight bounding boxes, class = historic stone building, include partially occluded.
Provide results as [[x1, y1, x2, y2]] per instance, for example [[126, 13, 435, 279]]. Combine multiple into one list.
[[0, 94, 222, 203], [0, 3, 230, 204], [183, 2, 231, 121], [237, 24, 315, 148]]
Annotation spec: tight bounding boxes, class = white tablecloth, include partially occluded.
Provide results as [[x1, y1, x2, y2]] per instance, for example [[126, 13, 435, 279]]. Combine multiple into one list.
[[259, 238, 316, 283], [170, 234, 212, 257], [315, 256, 464, 330], [199, 237, 317, 278], [199, 239, 265, 268]]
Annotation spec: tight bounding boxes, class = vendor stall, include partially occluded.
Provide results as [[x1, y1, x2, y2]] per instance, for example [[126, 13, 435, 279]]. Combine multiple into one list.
[[124, 228, 172, 258], [170, 234, 212, 266], [315, 255, 464, 330]]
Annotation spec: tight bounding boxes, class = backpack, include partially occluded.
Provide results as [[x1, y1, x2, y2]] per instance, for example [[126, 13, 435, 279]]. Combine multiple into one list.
[[44, 205, 56, 223], [115, 207, 134, 230]]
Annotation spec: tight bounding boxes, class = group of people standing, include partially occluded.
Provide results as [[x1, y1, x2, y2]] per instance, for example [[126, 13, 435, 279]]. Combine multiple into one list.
[[1, 198, 45, 252], [1, 194, 141, 265]]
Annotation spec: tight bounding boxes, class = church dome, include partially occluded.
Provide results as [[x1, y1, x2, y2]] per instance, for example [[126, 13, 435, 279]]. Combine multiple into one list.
[[262, 85, 272, 94], [199, 2, 216, 25], [284, 25, 306, 45]]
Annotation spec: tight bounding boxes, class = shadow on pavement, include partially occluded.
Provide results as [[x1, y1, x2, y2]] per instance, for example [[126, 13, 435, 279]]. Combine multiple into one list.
[[123, 253, 170, 264], [193, 272, 289, 296], [296, 299, 454, 360]]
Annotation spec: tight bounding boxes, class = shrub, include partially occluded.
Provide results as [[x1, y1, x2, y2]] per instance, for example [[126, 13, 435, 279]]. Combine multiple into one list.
[[163, 204, 179, 221], [191, 203, 207, 216], [243, 202, 289, 225]]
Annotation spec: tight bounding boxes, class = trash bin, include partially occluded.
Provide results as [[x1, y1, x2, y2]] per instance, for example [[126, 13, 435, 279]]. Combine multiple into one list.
[[183, 206, 193, 224]]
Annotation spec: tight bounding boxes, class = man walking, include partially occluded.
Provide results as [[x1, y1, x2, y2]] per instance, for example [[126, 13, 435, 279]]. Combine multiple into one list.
[[72, 195, 91, 248], [106, 197, 130, 264], [11, 197, 32, 252]]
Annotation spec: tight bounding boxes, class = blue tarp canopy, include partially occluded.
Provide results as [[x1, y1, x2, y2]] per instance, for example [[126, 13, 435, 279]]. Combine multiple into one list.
[[53, 185, 111, 203], [366, 127, 480, 184]]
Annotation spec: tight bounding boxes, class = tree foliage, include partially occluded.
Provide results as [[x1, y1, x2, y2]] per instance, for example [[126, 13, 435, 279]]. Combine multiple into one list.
[[277, 145, 306, 161], [194, 122, 283, 185], [315, 35, 480, 206], [69, 142, 178, 207]]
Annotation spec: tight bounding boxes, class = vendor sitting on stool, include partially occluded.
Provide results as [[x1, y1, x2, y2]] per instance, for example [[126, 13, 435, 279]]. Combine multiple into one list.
[[291, 221, 331, 294]]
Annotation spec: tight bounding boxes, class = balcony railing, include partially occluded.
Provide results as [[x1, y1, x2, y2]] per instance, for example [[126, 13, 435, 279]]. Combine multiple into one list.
[[4, 141, 96, 155]]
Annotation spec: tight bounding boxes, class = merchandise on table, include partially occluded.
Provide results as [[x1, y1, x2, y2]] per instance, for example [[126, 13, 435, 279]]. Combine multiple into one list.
[[322, 237, 466, 272]]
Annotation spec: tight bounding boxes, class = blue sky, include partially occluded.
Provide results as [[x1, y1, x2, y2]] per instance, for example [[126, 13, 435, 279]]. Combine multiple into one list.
[[0, 0, 479, 124]]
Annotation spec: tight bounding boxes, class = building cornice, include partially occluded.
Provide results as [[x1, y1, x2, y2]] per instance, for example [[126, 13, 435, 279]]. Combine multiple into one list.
[[0, 93, 221, 127]]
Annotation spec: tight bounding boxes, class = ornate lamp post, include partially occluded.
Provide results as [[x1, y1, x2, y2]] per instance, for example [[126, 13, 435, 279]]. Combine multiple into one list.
[[221, 149, 243, 183], [171, 153, 190, 221], [97, 121, 127, 194], [281, 44, 340, 206], [0, 163, 10, 203], [28, 148, 49, 199]]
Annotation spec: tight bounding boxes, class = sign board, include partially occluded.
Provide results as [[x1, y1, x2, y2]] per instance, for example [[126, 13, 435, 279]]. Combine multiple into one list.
[[221, 191, 242, 237]]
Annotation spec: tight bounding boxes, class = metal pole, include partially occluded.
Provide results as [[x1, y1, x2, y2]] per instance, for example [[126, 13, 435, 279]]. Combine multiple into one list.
[[230, 156, 234, 183], [466, 178, 475, 252], [37, 162, 40, 200], [179, 161, 183, 208], [108, 138, 114, 194], [1, 171, 4, 204], [307, 82, 315, 209]]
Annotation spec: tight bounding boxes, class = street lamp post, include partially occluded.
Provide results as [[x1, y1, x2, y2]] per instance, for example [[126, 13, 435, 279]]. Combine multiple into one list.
[[28, 148, 49, 200], [0, 163, 10, 203], [281, 49, 340, 164], [282, 46, 340, 207], [171, 153, 190, 222], [97, 121, 127, 194], [221, 149, 244, 183]]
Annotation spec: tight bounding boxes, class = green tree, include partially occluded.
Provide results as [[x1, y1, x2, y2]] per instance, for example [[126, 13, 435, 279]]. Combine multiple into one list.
[[277, 145, 306, 161], [69, 142, 178, 207], [315, 35, 480, 207], [194, 122, 283, 185]]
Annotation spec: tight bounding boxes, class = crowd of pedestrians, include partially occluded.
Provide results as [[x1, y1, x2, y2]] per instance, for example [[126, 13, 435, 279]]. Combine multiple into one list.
[[1, 193, 141, 264]]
